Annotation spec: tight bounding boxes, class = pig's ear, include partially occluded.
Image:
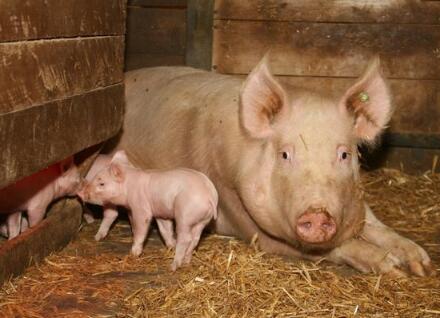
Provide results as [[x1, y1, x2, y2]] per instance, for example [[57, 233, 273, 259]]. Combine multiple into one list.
[[111, 150, 130, 165], [339, 57, 393, 144], [110, 163, 125, 182], [239, 55, 287, 139]]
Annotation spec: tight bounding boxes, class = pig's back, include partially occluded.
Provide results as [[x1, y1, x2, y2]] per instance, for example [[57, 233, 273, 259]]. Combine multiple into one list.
[[116, 67, 244, 180]]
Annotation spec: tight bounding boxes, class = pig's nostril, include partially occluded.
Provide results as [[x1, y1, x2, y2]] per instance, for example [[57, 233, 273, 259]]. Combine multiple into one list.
[[300, 221, 312, 229]]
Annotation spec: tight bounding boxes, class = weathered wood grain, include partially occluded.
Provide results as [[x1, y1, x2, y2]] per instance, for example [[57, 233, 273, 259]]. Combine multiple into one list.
[[212, 20, 440, 80], [0, 199, 82, 283], [126, 7, 186, 55], [214, 0, 440, 24], [0, 84, 124, 188], [128, 0, 187, 7], [125, 53, 185, 71], [0, 0, 127, 42], [0, 36, 124, 114], [186, 0, 215, 70]]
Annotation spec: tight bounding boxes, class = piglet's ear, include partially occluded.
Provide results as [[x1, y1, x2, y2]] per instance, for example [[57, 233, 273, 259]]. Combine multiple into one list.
[[60, 156, 74, 172], [110, 163, 125, 182], [339, 57, 393, 144], [111, 150, 130, 165], [240, 55, 287, 139]]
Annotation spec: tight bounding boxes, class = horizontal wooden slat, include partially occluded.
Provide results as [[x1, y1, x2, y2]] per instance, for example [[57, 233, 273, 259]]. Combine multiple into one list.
[[270, 76, 440, 134], [0, 36, 124, 113], [0, 199, 82, 284], [125, 53, 185, 70], [128, 0, 187, 7], [0, 85, 124, 188], [214, 0, 440, 24], [125, 7, 186, 55], [0, 0, 127, 42], [212, 20, 440, 80]]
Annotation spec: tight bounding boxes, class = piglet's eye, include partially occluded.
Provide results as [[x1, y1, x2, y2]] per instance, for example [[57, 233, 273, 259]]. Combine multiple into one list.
[[99, 182, 105, 186], [337, 146, 351, 162]]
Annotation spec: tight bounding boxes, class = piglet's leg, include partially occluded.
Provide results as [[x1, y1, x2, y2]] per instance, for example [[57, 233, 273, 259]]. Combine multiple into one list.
[[7, 212, 22, 240], [95, 205, 118, 241], [171, 224, 192, 271], [27, 207, 46, 227], [183, 222, 207, 265], [156, 219, 176, 248], [129, 208, 152, 257]]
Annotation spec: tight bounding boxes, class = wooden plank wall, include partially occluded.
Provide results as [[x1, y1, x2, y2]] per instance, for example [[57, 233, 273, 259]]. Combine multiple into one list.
[[0, 0, 127, 188], [212, 0, 440, 136], [125, 0, 187, 70]]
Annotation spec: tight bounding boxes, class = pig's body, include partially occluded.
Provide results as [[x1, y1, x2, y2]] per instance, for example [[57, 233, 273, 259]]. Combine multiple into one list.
[[0, 160, 80, 239], [113, 63, 433, 276], [80, 161, 218, 270]]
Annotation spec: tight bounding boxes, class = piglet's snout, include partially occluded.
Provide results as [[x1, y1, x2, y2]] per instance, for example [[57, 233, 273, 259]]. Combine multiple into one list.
[[296, 208, 336, 244]]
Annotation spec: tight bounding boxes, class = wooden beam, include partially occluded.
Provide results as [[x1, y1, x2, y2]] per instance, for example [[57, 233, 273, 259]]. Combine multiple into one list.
[[212, 20, 440, 80], [0, 36, 124, 113], [214, 0, 440, 24], [0, 0, 127, 42], [0, 199, 82, 283], [128, 0, 187, 7], [0, 85, 124, 188], [186, 0, 215, 70]]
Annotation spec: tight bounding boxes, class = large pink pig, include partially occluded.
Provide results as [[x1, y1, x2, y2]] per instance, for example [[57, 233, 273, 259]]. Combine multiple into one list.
[[79, 151, 218, 270], [0, 158, 80, 239], [111, 57, 434, 276]]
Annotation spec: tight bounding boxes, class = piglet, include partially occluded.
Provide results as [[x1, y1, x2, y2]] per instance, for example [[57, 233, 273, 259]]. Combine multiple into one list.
[[0, 157, 81, 239], [80, 154, 119, 241], [78, 150, 218, 271]]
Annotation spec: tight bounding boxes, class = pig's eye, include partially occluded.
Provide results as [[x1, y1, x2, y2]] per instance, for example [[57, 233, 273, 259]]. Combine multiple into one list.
[[99, 182, 105, 187], [282, 151, 290, 160], [337, 146, 351, 162]]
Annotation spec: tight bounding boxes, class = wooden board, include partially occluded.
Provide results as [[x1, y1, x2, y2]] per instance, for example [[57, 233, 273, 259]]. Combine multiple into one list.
[[128, 0, 187, 7], [125, 53, 185, 71], [0, 36, 124, 113], [0, 0, 126, 42], [212, 20, 440, 80], [186, 0, 215, 70], [214, 0, 440, 24], [0, 84, 124, 188], [0, 199, 82, 283], [125, 7, 186, 55]]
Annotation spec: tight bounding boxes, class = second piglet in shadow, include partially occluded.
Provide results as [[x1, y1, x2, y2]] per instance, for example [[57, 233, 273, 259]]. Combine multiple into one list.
[[78, 150, 218, 271]]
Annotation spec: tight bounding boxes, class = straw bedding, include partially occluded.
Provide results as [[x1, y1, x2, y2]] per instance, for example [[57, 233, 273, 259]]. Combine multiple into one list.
[[0, 168, 439, 317]]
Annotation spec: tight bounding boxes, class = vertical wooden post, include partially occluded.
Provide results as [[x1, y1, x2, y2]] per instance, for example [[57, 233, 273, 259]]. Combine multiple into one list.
[[186, 0, 215, 70]]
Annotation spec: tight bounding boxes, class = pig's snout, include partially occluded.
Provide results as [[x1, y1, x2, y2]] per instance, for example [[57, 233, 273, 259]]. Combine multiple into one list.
[[296, 208, 336, 244]]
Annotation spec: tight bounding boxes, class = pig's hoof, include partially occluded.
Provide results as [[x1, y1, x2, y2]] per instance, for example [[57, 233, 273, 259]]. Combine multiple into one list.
[[94, 232, 105, 241], [83, 214, 95, 224], [387, 238, 435, 277], [131, 246, 143, 257]]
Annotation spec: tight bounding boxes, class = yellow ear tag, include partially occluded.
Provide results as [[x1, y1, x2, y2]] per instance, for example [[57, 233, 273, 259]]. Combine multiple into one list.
[[358, 92, 369, 103]]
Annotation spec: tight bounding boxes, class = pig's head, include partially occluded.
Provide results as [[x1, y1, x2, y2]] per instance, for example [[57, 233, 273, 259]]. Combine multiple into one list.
[[77, 152, 130, 206], [56, 157, 81, 197], [237, 56, 392, 252]]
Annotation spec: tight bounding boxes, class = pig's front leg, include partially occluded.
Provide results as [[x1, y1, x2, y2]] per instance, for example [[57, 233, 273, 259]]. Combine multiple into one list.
[[27, 206, 47, 227], [360, 204, 434, 276], [325, 238, 406, 276], [95, 205, 118, 241], [129, 207, 152, 256], [156, 219, 176, 248]]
